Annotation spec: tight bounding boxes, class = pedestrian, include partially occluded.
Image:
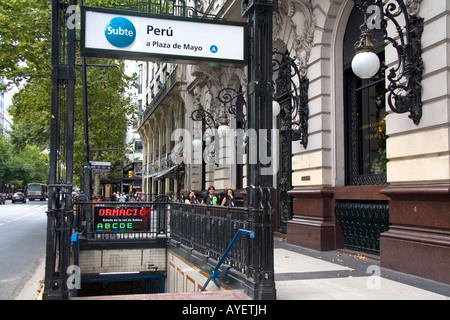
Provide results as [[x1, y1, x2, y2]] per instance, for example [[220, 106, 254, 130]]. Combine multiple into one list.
[[203, 186, 218, 205], [134, 192, 142, 202], [221, 189, 235, 207], [186, 190, 199, 204]]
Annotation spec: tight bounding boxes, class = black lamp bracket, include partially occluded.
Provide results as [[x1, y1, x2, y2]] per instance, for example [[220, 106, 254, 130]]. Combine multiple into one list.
[[354, 0, 424, 125]]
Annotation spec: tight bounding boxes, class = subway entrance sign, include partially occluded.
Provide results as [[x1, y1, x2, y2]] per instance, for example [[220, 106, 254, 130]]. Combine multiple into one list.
[[94, 206, 151, 232], [81, 6, 247, 67]]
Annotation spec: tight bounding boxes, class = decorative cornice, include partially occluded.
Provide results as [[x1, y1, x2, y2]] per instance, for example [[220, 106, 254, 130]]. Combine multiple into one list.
[[273, 0, 316, 76]]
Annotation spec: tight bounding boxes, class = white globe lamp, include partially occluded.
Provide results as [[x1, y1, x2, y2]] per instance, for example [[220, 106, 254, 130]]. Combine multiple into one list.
[[352, 23, 380, 79], [352, 51, 380, 79], [192, 132, 202, 148], [272, 100, 280, 117], [192, 138, 203, 148], [217, 113, 230, 138]]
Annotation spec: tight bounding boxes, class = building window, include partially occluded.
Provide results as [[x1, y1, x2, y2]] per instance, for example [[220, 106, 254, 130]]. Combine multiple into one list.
[[162, 122, 167, 154], [137, 64, 143, 94], [135, 140, 143, 151], [155, 130, 160, 158], [343, 7, 387, 186]]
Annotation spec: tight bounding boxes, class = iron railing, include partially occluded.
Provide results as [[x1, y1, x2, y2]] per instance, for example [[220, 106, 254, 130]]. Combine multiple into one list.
[[73, 192, 275, 300], [170, 187, 276, 300], [170, 203, 254, 276]]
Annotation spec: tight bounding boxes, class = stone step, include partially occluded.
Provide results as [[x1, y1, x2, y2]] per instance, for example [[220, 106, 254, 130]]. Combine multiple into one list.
[[71, 289, 250, 300]]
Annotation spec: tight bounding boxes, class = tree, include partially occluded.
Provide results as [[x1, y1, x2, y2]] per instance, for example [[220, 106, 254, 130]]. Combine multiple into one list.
[[1, 0, 139, 187], [0, 0, 51, 91], [0, 136, 48, 191]]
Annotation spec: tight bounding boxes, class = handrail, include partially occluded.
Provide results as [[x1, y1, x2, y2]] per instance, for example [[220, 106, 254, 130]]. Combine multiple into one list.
[[201, 229, 255, 291]]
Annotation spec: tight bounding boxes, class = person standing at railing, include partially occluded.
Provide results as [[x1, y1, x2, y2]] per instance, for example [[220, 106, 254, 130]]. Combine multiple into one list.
[[185, 190, 199, 204], [221, 189, 235, 207], [203, 186, 218, 205]]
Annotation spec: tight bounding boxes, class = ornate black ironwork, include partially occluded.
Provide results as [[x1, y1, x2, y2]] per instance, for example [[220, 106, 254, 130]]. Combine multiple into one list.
[[190, 106, 217, 165], [272, 50, 309, 148], [335, 200, 390, 255], [170, 200, 274, 300], [190, 107, 217, 130], [109, 0, 219, 19], [45, 0, 77, 300], [346, 70, 388, 186], [217, 87, 247, 130], [190, 88, 247, 166], [353, 0, 424, 125], [191, 88, 246, 132]]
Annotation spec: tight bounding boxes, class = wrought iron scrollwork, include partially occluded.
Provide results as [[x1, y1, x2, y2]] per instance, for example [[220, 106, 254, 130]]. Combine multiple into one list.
[[272, 50, 309, 148], [109, 0, 219, 19], [353, 0, 424, 125], [190, 107, 216, 130], [217, 87, 247, 130], [190, 107, 217, 163]]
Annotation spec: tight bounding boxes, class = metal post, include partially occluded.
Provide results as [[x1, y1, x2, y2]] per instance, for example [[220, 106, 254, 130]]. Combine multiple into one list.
[[44, 0, 77, 300], [242, 0, 277, 300], [81, 52, 92, 238]]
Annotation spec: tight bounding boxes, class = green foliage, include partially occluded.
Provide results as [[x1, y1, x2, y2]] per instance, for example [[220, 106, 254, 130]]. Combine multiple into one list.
[[0, 0, 51, 90], [0, 136, 48, 190], [0, 0, 139, 186]]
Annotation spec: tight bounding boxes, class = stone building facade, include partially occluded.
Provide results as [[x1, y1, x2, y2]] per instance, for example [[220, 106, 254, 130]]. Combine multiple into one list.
[[136, 0, 449, 284]]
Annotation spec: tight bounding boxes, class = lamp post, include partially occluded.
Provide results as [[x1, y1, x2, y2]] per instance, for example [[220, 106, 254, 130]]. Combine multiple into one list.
[[352, 0, 424, 125]]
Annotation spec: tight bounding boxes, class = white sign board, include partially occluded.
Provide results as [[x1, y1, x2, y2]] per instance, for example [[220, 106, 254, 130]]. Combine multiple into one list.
[[89, 161, 111, 173], [81, 7, 247, 66]]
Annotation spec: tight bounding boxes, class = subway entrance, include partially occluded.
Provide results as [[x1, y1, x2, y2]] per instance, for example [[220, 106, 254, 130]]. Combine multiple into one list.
[[77, 274, 165, 297]]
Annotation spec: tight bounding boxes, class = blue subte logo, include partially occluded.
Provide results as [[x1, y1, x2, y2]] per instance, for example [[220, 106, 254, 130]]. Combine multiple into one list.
[[105, 17, 136, 48]]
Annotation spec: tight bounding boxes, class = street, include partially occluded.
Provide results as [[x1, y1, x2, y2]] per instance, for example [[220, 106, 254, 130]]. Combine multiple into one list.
[[0, 200, 47, 300]]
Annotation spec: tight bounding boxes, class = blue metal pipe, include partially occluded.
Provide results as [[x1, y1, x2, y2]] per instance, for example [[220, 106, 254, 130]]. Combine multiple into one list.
[[201, 229, 255, 291]]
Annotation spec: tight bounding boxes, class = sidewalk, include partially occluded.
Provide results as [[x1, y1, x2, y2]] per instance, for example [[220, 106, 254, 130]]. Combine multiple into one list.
[[13, 256, 45, 300], [273, 237, 449, 300], [15, 238, 450, 300]]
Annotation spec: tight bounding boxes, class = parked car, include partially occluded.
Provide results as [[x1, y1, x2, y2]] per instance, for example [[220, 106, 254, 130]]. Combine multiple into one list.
[[12, 192, 26, 203], [0, 193, 5, 204]]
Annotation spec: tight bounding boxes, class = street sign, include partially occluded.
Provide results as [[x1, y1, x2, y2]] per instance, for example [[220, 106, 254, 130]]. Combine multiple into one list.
[[89, 161, 111, 173], [81, 6, 247, 67]]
